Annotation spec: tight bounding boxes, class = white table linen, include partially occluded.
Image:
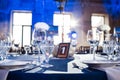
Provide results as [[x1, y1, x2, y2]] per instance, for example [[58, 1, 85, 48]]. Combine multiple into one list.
[[73, 54, 120, 80], [0, 69, 9, 80], [0, 54, 120, 80], [0, 59, 30, 80], [99, 67, 120, 80]]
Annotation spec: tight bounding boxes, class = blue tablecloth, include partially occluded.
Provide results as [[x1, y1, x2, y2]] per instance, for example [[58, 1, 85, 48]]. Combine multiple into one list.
[[7, 70, 107, 80], [6, 57, 108, 80]]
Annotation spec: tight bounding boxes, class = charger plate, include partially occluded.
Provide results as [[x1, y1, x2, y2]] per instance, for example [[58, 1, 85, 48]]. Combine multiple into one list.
[[0, 59, 30, 69], [82, 60, 120, 68]]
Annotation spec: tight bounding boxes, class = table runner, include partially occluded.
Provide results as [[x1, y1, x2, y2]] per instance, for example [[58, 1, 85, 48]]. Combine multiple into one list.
[[7, 67, 107, 80], [6, 55, 107, 80]]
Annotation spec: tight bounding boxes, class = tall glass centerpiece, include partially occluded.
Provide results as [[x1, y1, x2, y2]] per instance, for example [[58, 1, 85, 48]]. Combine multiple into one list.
[[32, 22, 54, 67], [40, 36, 54, 67]]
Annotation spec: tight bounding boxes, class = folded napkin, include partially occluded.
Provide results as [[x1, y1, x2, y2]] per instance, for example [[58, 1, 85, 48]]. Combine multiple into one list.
[[0, 69, 9, 80]]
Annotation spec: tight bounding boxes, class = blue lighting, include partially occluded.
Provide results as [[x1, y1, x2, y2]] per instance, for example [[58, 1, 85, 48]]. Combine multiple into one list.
[[47, 25, 58, 37], [69, 31, 77, 40], [103, 0, 120, 18]]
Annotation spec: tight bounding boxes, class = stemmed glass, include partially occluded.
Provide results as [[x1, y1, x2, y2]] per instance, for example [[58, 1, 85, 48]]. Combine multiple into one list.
[[0, 33, 12, 60], [114, 33, 120, 60], [24, 45, 31, 55], [32, 28, 54, 67], [114, 42, 120, 60], [104, 34, 117, 60], [87, 30, 100, 60], [31, 30, 43, 66], [40, 37, 54, 68]]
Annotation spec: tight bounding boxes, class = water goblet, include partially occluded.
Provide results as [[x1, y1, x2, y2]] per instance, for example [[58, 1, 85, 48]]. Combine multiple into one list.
[[0, 33, 12, 60], [40, 40, 54, 68], [24, 45, 31, 55], [87, 30, 100, 60], [104, 34, 117, 60], [114, 42, 120, 60], [31, 40, 42, 66], [107, 41, 116, 60], [32, 27, 48, 66]]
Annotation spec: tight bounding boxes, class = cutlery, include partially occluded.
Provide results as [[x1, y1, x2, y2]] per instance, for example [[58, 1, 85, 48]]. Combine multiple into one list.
[[17, 64, 40, 72], [116, 64, 120, 66]]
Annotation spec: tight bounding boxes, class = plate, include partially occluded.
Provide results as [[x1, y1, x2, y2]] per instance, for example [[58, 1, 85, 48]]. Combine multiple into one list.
[[82, 60, 120, 68], [0, 59, 30, 69], [9, 55, 38, 61]]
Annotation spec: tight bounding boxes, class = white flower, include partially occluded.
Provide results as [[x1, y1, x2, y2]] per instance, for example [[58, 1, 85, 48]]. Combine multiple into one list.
[[32, 22, 50, 40], [34, 22, 50, 31], [97, 25, 111, 32]]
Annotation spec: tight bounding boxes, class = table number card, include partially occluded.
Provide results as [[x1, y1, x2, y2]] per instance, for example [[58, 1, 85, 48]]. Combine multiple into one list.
[[57, 43, 70, 58]]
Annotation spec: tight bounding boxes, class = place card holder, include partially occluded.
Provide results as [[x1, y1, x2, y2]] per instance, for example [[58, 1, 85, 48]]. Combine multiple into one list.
[[57, 43, 70, 58]]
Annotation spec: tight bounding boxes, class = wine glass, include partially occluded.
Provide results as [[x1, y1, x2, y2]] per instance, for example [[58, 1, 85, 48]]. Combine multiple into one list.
[[104, 34, 117, 60], [24, 45, 31, 55], [40, 36, 54, 68], [0, 33, 12, 60], [114, 42, 120, 60], [87, 30, 100, 60], [32, 29, 45, 65]]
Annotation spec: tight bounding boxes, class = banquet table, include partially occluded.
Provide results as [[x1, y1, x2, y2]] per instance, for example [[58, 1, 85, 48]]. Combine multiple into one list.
[[4, 54, 109, 80]]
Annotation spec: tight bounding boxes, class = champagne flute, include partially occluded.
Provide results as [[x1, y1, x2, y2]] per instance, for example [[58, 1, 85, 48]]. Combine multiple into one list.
[[87, 30, 100, 60]]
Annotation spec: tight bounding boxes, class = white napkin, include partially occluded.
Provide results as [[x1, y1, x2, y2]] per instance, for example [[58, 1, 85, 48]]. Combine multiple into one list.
[[0, 69, 9, 80], [97, 66, 120, 80]]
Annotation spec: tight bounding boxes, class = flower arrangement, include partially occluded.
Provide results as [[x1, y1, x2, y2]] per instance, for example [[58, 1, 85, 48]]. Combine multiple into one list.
[[97, 25, 111, 41], [32, 22, 50, 40], [97, 24, 111, 33], [34, 22, 50, 31]]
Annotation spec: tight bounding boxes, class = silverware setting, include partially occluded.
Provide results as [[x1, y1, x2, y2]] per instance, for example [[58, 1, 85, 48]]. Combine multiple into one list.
[[17, 64, 40, 72]]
